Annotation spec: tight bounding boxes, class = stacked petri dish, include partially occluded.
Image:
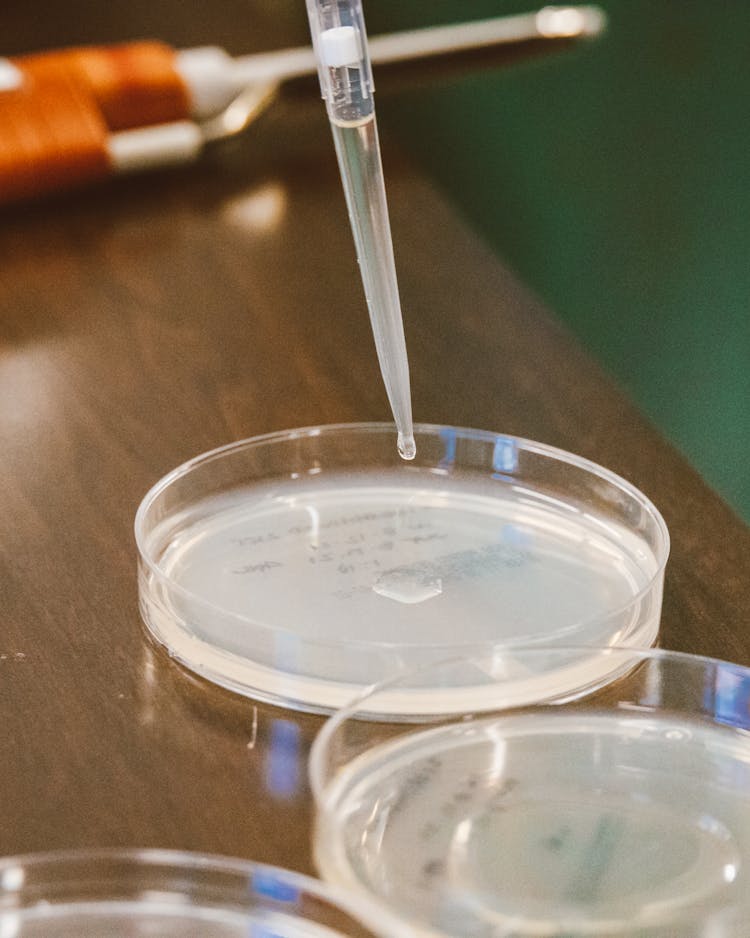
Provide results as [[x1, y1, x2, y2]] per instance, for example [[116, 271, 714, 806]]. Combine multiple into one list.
[[310, 647, 750, 937]]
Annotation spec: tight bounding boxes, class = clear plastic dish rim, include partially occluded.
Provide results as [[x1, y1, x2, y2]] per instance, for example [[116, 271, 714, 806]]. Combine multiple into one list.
[[133, 421, 670, 655], [0, 846, 370, 931], [308, 644, 750, 938]]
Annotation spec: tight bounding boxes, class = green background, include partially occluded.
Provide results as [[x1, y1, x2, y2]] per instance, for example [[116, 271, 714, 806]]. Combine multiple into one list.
[[367, 2, 750, 520]]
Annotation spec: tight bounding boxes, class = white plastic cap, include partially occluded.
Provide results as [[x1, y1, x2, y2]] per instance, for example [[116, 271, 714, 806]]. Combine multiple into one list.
[[319, 26, 360, 68], [0, 59, 23, 92], [304, 0, 374, 124], [108, 121, 203, 173], [175, 46, 239, 120], [536, 6, 607, 40]]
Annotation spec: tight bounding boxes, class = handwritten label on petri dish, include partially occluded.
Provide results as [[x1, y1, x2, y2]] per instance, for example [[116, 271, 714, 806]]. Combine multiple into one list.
[[229, 504, 531, 606]]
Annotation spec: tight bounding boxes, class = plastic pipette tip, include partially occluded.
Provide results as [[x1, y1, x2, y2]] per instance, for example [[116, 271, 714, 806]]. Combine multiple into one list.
[[397, 432, 416, 461]]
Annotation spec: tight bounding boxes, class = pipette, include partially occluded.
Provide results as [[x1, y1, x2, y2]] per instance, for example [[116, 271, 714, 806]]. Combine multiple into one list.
[[305, 0, 416, 460]]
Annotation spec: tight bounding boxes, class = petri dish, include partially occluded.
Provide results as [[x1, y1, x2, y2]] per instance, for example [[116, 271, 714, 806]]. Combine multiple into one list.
[[310, 646, 750, 937], [135, 423, 668, 717], [0, 849, 376, 937]]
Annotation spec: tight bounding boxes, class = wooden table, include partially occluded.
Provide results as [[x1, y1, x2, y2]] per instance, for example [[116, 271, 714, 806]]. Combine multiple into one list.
[[2, 2, 750, 877]]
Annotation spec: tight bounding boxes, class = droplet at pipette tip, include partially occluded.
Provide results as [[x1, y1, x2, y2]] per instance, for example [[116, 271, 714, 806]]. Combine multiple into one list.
[[305, 0, 416, 461]]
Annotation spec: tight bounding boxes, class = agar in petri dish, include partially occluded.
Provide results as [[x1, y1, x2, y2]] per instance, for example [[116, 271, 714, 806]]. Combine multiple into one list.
[[311, 648, 750, 937], [135, 424, 669, 716], [0, 850, 375, 937]]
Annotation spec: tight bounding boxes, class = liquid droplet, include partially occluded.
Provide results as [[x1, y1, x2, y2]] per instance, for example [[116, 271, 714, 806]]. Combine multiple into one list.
[[397, 432, 416, 461], [373, 570, 442, 605]]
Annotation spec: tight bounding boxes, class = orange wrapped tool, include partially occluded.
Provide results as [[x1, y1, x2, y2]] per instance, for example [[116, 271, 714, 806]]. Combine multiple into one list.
[[0, 42, 193, 204], [16, 41, 191, 132], [0, 7, 605, 205], [0, 67, 110, 204]]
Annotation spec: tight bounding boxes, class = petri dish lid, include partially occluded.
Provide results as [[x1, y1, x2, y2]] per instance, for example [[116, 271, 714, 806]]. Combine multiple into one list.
[[0, 849, 376, 936], [135, 423, 669, 718], [311, 646, 750, 937]]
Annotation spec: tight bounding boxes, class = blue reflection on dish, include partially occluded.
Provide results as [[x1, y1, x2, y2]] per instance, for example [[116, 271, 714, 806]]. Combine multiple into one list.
[[438, 427, 457, 470], [705, 664, 750, 731], [492, 436, 518, 475], [266, 719, 301, 799], [251, 868, 300, 904]]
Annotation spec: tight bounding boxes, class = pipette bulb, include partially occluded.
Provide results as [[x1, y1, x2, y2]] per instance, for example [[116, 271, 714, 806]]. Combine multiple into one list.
[[397, 432, 416, 461]]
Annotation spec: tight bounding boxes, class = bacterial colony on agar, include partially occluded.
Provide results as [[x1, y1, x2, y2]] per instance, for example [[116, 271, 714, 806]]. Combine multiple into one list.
[[316, 709, 750, 937]]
